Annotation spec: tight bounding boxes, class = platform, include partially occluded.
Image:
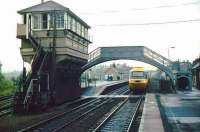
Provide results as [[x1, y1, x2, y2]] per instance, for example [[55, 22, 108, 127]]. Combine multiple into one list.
[[157, 89, 200, 132], [82, 80, 127, 96], [139, 93, 165, 132]]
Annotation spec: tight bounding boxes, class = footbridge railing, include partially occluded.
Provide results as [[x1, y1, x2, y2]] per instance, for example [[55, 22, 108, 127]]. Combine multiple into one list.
[[83, 46, 174, 80], [143, 47, 172, 67], [88, 47, 101, 62], [87, 46, 172, 67]]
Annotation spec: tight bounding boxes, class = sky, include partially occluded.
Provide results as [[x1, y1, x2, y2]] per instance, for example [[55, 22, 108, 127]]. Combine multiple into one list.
[[0, 0, 200, 72]]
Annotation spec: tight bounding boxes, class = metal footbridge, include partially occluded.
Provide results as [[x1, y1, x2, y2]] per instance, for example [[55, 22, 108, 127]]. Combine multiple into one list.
[[82, 46, 174, 80]]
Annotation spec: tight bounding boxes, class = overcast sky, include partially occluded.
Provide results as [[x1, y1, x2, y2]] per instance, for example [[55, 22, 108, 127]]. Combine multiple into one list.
[[0, 0, 200, 72]]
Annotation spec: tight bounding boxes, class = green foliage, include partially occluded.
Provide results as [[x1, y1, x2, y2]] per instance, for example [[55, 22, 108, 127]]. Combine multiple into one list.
[[0, 72, 17, 96], [0, 72, 4, 81]]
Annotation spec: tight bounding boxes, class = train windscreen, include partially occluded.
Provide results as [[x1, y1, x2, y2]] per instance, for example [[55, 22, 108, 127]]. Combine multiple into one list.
[[130, 71, 146, 79]]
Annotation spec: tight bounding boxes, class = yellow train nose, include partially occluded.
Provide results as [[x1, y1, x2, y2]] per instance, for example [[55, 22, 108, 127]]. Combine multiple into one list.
[[128, 79, 148, 90]]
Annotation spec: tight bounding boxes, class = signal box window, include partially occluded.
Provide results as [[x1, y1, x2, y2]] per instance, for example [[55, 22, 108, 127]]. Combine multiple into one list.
[[33, 14, 41, 29], [42, 14, 48, 29]]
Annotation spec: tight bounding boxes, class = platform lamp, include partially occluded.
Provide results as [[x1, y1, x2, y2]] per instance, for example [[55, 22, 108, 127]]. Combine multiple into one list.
[[168, 46, 175, 60]]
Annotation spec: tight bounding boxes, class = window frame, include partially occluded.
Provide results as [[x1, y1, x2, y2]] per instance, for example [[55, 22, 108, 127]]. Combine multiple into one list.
[[42, 13, 48, 29], [32, 14, 42, 30]]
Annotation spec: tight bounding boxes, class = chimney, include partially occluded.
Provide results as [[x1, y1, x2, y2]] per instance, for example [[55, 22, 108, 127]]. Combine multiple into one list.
[[41, 0, 44, 3]]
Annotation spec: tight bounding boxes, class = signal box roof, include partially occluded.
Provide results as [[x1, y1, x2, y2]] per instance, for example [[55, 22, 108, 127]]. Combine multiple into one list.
[[18, 1, 68, 13], [18, 0, 90, 28]]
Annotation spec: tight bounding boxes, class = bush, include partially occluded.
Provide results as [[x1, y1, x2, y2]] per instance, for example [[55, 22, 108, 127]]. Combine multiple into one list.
[[0, 75, 16, 96]]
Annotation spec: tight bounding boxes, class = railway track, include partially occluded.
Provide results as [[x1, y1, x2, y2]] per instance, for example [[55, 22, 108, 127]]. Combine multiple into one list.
[[0, 98, 13, 109], [17, 84, 141, 132], [18, 98, 109, 131], [0, 108, 13, 117], [0, 95, 13, 101], [19, 97, 126, 132], [92, 96, 143, 132], [51, 98, 126, 132], [107, 85, 130, 95], [0, 95, 13, 117]]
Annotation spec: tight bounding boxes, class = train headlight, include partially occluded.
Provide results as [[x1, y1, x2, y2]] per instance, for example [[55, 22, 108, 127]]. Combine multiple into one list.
[[143, 80, 147, 83]]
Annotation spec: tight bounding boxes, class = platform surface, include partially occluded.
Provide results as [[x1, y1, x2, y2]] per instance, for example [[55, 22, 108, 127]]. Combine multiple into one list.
[[139, 93, 165, 132], [158, 89, 200, 132], [82, 80, 126, 96]]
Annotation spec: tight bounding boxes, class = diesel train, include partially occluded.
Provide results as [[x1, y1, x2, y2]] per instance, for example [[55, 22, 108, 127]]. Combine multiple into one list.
[[128, 67, 149, 93]]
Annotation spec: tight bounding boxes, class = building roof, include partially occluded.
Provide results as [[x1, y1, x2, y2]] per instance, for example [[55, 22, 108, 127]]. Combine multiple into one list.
[[192, 57, 200, 69], [18, 1, 67, 14], [193, 57, 200, 64], [18, 0, 90, 28], [192, 62, 200, 69], [104, 67, 119, 75]]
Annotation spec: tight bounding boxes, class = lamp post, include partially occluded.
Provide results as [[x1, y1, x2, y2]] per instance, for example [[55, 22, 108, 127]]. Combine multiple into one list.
[[168, 46, 175, 60]]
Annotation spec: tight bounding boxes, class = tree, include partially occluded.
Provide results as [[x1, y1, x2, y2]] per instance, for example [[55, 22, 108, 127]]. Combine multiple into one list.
[[0, 64, 16, 96], [0, 79, 15, 95], [0, 72, 4, 81], [112, 63, 116, 68]]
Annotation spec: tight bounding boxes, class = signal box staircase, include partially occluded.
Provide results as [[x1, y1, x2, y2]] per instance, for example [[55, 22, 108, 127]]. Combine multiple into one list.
[[14, 34, 53, 113]]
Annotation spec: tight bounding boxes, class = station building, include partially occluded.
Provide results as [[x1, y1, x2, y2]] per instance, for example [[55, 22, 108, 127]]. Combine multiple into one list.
[[192, 57, 200, 90]]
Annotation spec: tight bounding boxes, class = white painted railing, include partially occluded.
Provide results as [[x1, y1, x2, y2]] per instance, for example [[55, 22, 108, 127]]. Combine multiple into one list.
[[88, 47, 101, 61], [143, 47, 172, 67], [23, 79, 38, 105]]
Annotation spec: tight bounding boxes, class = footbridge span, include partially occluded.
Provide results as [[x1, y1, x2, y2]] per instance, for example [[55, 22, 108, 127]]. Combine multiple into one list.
[[82, 46, 175, 81]]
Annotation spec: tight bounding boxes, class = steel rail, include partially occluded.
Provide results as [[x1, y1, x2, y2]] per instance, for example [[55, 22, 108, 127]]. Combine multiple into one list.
[[107, 85, 129, 95], [0, 95, 13, 101], [107, 87, 125, 95], [0, 108, 13, 118], [19, 84, 130, 132], [52, 98, 127, 132], [19, 98, 104, 132], [113, 87, 129, 95], [92, 96, 143, 132], [0, 97, 13, 117], [120, 89, 130, 95], [126, 96, 143, 132], [0, 104, 13, 111], [92, 98, 129, 132]]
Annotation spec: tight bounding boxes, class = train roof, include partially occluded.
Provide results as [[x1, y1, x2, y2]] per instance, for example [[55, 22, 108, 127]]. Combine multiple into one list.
[[130, 67, 145, 71]]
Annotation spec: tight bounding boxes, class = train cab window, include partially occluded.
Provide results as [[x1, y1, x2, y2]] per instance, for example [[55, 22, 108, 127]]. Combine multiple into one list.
[[130, 71, 145, 79]]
